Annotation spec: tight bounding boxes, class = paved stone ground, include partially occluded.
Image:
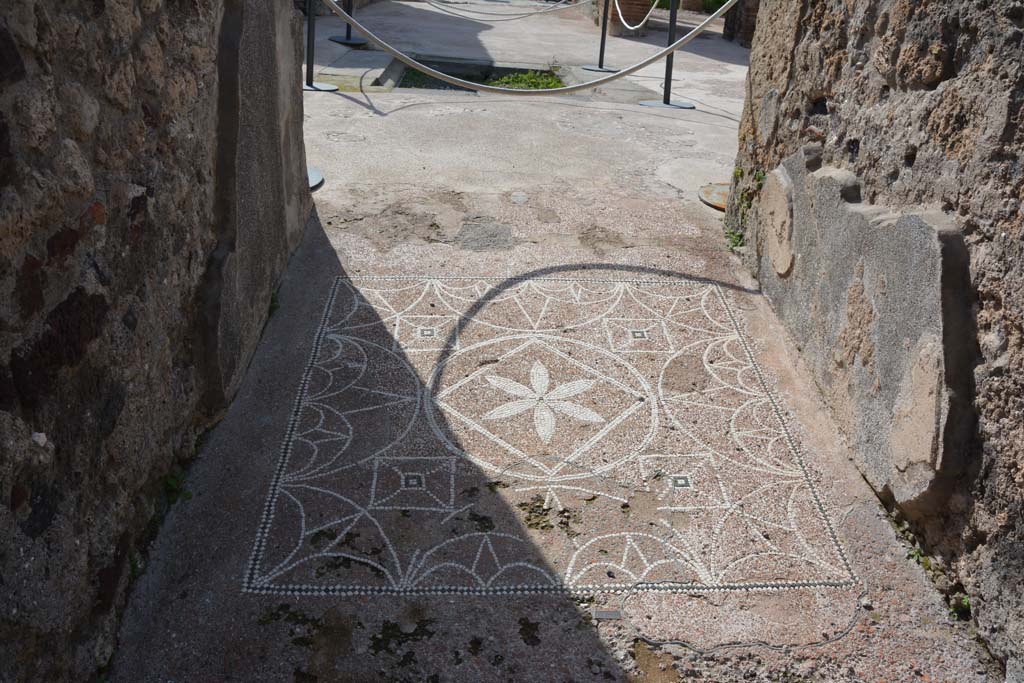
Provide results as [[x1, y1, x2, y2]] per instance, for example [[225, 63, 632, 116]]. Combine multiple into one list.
[[112, 4, 999, 681]]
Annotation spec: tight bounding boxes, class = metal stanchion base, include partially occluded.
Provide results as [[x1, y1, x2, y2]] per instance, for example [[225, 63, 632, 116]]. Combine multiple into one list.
[[582, 64, 619, 73], [303, 81, 339, 92], [308, 166, 325, 191], [329, 35, 368, 47], [638, 99, 696, 109]]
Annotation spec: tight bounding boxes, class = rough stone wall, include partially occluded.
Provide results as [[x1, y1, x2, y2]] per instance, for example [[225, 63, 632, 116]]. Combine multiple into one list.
[[723, 0, 759, 48], [728, 0, 1022, 669], [0, 0, 310, 680]]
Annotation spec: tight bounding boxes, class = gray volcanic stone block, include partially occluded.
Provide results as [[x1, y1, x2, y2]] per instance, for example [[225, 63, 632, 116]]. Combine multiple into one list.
[[1008, 656, 1024, 683], [0, 0, 310, 679], [198, 0, 311, 409], [747, 148, 975, 520]]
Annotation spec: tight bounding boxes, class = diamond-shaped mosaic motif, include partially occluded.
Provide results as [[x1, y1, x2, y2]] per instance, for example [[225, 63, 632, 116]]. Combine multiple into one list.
[[244, 276, 855, 596]]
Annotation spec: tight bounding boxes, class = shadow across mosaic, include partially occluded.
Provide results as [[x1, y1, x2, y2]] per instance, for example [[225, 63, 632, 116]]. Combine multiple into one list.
[[243, 275, 855, 597]]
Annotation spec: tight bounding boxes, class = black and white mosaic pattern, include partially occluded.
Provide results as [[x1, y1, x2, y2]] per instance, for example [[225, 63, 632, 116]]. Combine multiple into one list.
[[243, 276, 856, 597]]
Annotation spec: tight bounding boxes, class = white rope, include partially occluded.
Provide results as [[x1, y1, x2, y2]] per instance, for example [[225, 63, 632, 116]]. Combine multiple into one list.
[[424, 0, 585, 18], [319, 0, 740, 95], [422, 0, 592, 21], [429, 0, 571, 8], [611, 0, 659, 31]]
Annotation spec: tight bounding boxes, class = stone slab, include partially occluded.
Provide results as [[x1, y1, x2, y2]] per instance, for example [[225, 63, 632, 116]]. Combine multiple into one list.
[[748, 148, 974, 520]]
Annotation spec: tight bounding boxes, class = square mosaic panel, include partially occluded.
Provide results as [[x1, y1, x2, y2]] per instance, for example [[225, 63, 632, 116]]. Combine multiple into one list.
[[243, 276, 856, 596]]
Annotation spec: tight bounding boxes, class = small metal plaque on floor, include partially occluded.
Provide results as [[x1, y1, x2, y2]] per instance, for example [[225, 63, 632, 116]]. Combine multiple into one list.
[[592, 609, 623, 620]]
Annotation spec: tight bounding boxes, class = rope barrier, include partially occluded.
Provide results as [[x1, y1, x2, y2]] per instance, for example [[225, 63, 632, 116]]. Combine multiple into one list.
[[611, 0, 659, 31], [319, 0, 740, 95], [430, 0, 571, 6], [424, 0, 588, 19], [422, 0, 593, 21]]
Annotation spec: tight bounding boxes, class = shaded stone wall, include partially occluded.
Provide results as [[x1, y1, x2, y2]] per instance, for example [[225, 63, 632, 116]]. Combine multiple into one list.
[[723, 0, 758, 47], [728, 0, 1022, 669], [0, 0, 310, 679]]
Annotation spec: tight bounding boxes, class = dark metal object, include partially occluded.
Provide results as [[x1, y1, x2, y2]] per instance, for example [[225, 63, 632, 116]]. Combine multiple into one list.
[[319, 0, 741, 95], [329, 0, 369, 47], [304, 0, 339, 92], [304, 81, 339, 91], [636, 99, 695, 108], [639, 0, 695, 109], [582, 0, 618, 73]]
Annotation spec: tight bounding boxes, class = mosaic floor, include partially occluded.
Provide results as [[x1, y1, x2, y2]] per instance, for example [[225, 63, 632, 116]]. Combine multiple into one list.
[[244, 275, 856, 598]]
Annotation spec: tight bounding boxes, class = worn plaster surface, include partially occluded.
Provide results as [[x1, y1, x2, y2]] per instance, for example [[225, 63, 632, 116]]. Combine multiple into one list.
[[113, 4, 996, 681]]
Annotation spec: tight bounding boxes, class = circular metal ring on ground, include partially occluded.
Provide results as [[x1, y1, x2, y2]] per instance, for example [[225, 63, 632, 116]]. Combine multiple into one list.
[[303, 81, 339, 92], [582, 64, 619, 73], [329, 35, 368, 46], [638, 99, 696, 109], [308, 166, 325, 191], [698, 183, 730, 211]]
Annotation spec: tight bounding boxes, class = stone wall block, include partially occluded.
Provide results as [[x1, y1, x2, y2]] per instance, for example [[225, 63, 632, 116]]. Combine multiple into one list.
[[0, 0, 311, 678], [759, 166, 793, 277], [731, 0, 1022, 663], [751, 152, 975, 524]]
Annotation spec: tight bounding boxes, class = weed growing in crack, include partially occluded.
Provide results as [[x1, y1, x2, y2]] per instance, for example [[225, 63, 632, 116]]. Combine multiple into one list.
[[950, 594, 972, 621], [725, 228, 745, 249], [269, 290, 280, 317], [907, 546, 932, 571], [163, 468, 192, 503], [129, 549, 144, 580], [753, 169, 766, 190], [888, 510, 978, 624]]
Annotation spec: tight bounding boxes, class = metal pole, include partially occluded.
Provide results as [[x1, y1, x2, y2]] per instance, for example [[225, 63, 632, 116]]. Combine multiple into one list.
[[663, 0, 677, 103], [304, 6, 329, 190], [303, 0, 339, 91], [596, 0, 611, 69], [306, 0, 315, 86], [638, 0, 694, 109], [330, 0, 369, 46], [320, 0, 741, 96], [583, 0, 618, 72]]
